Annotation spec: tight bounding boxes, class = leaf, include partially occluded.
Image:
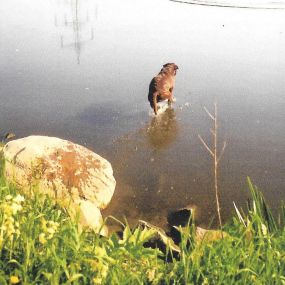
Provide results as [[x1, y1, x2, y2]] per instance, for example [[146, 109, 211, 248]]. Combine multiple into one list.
[[233, 202, 246, 227], [65, 274, 84, 284]]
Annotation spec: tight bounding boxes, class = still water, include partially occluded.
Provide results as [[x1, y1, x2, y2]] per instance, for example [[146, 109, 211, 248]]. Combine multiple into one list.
[[1, 0, 285, 228]]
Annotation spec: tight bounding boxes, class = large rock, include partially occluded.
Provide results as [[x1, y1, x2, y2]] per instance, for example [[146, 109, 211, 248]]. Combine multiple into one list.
[[3, 135, 116, 234]]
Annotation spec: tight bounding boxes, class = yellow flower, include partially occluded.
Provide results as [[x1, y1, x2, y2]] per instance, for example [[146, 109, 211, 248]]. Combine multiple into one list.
[[10, 275, 20, 284], [2, 204, 12, 216], [46, 227, 56, 235], [47, 221, 59, 230], [147, 269, 155, 282], [39, 233, 47, 244], [95, 246, 106, 257], [39, 219, 59, 241], [11, 202, 22, 215], [101, 264, 108, 279], [0, 225, 7, 231], [7, 216, 14, 223], [93, 277, 102, 284], [5, 195, 13, 201], [47, 234, 54, 240], [6, 224, 16, 236]]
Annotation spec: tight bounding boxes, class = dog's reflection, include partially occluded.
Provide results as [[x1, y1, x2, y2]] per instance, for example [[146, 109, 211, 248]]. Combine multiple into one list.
[[146, 107, 178, 149]]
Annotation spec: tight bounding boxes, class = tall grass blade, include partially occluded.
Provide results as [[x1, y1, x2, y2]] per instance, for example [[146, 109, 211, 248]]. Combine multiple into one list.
[[247, 177, 277, 232]]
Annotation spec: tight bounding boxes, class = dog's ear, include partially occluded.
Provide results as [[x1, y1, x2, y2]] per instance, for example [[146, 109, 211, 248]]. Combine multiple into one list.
[[163, 63, 172, 68], [174, 64, 179, 70]]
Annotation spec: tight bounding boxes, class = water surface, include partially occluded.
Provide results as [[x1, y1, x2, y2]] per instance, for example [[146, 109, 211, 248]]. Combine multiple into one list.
[[1, 0, 285, 229]]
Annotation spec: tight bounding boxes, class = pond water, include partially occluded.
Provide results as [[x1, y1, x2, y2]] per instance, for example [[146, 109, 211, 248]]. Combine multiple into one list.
[[1, 0, 285, 229]]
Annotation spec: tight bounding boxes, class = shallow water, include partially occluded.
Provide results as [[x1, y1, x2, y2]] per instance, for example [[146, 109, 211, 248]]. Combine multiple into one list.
[[1, 0, 285, 229]]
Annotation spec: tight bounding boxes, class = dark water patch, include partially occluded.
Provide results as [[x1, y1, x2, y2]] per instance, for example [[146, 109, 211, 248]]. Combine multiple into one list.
[[77, 102, 146, 127], [78, 104, 123, 126]]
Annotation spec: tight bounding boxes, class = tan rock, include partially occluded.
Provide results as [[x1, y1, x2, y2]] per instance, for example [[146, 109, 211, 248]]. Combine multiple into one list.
[[3, 135, 116, 233], [195, 226, 228, 243], [78, 200, 108, 236]]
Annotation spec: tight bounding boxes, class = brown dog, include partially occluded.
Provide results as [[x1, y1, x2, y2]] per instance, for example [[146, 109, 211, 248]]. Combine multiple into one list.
[[148, 63, 179, 115]]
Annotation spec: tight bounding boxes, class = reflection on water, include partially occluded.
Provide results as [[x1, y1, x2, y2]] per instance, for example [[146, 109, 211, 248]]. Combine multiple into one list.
[[54, 0, 97, 64], [103, 110, 181, 230], [146, 108, 178, 149]]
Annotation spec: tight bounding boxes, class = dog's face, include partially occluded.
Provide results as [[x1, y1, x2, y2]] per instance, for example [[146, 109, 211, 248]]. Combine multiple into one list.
[[162, 63, 179, 75]]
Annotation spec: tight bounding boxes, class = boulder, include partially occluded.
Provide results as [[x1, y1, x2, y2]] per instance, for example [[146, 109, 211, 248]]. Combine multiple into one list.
[[3, 135, 116, 234]]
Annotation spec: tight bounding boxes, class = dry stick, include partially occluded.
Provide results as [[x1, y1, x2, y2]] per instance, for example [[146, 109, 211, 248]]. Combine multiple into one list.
[[198, 103, 226, 238]]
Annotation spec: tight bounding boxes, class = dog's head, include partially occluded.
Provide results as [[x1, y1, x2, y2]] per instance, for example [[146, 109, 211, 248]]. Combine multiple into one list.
[[162, 63, 179, 75]]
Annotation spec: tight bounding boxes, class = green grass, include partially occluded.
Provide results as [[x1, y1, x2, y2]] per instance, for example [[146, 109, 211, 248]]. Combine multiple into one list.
[[0, 161, 285, 284]]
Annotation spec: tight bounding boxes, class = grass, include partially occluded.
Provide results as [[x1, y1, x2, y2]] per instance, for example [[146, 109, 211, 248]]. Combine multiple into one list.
[[0, 162, 285, 284]]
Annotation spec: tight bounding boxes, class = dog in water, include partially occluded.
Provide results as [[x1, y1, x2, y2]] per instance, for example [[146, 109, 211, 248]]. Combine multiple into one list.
[[148, 63, 179, 115]]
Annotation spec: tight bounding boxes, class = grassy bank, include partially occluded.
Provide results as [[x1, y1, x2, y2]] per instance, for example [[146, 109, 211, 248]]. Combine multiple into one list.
[[0, 166, 285, 284]]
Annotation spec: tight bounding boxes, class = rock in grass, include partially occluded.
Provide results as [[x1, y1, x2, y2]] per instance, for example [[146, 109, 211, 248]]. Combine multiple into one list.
[[195, 226, 227, 243], [168, 206, 228, 244], [3, 135, 116, 234]]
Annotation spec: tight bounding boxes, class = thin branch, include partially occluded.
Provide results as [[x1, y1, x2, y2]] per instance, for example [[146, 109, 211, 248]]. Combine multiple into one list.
[[204, 106, 215, 121], [198, 134, 214, 157], [217, 141, 227, 163]]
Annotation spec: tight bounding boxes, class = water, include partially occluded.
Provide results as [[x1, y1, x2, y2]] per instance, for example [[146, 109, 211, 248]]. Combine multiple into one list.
[[1, 0, 285, 229]]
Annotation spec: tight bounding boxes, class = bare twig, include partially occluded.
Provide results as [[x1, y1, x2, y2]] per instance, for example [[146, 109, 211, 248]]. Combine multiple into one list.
[[204, 106, 215, 121], [199, 102, 226, 238], [217, 141, 227, 164], [198, 135, 214, 157]]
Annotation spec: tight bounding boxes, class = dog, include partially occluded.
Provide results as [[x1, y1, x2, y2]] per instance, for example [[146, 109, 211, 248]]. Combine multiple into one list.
[[148, 63, 179, 115]]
